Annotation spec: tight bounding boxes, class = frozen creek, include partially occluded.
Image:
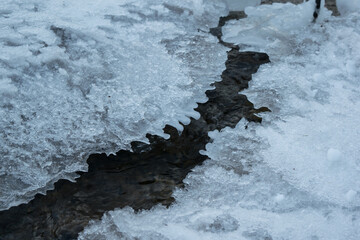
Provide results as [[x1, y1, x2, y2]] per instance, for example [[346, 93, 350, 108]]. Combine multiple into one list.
[[0, 0, 270, 239], [80, 1, 360, 240], [1, 0, 360, 240]]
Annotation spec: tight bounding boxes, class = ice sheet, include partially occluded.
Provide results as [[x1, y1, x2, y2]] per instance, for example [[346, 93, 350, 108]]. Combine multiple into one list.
[[0, 0, 227, 210], [80, 121, 360, 240], [80, 1, 360, 239], [225, 1, 360, 207], [337, 0, 360, 15], [222, 0, 261, 11]]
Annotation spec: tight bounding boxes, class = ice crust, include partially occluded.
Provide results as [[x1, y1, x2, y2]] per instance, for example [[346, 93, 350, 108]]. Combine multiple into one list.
[[337, 0, 360, 15], [80, 1, 360, 239], [222, 0, 261, 11], [0, 0, 228, 210], [223, 0, 360, 207]]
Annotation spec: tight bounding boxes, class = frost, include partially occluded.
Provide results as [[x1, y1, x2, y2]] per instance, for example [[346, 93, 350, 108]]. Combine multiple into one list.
[[0, 0, 227, 210]]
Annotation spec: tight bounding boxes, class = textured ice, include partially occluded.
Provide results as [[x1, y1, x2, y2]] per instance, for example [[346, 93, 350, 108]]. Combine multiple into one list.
[[80, 1, 360, 239], [224, 1, 360, 207], [337, 0, 360, 15], [223, 0, 261, 11], [80, 122, 360, 240], [0, 0, 228, 210]]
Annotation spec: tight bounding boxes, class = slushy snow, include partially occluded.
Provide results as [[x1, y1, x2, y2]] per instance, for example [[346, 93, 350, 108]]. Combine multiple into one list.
[[80, 1, 360, 239]]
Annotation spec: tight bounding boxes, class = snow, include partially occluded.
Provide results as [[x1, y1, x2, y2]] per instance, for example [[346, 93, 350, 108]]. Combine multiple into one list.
[[223, 0, 261, 11], [0, 0, 228, 210], [337, 0, 360, 15], [224, 0, 360, 207], [80, 121, 360, 240], [80, 1, 360, 239], [326, 148, 342, 164]]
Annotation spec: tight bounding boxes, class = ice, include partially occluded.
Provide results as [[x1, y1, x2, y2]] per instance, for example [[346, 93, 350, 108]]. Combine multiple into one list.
[[225, 1, 360, 207], [222, 1, 329, 57], [80, 1, 360, 239], [337, 0, 360, 15], [222, 0, 261, 11], [0, 78, 18, 94], [274, 193, 285, 202], [0, 0, 228, 210], [80, 122, 360, 240], [326, 148, 342, 164], [346, 190, 357, 202]]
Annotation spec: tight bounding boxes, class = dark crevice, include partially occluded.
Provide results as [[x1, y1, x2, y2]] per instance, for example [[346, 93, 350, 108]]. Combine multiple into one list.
[[0, 14, 270, 240]]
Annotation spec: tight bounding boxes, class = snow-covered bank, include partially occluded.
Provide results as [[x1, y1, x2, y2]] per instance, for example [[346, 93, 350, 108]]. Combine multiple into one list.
[[80, 1, 360, 239], [223, 0, 360, 208], [0, 0, 227, 210]]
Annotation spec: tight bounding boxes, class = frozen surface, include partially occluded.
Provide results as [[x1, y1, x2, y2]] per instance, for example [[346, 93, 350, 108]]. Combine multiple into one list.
[[222, 0, 261, 11], [80, 2, 360, 239], [223, 0, 360, 207], [0, 0, 227, 210], [337, 0, 360, 15]]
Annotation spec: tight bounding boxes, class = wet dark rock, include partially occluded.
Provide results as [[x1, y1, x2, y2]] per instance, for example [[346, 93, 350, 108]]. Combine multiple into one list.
[[324, 0, 340, 16], [0, 49, 269, 240]]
